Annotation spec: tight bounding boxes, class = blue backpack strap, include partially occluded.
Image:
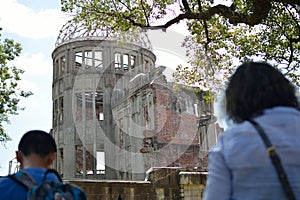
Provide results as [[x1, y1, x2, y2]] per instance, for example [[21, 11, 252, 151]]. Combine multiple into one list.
[[9, 171, 38, 190]]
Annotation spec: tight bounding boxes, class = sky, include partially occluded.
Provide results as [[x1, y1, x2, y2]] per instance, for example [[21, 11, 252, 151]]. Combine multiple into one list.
[[0, 0, 69, 175], [0, 0, 190, 175]]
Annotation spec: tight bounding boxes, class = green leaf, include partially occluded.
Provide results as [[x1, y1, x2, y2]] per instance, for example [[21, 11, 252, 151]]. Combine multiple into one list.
[[0, 28, 32, 144]]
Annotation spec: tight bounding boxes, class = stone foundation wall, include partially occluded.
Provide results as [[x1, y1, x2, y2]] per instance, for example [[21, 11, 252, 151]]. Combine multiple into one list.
[[65, 169, 207, 200]]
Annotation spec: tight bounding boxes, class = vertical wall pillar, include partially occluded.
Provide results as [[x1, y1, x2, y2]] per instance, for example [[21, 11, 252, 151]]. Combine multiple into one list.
[[63, 89, 76, 178], [92, 85, 97, 178], [82, 86, 87, 178]]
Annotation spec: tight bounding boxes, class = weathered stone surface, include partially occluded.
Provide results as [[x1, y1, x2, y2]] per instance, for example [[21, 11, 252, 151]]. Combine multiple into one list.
[[65, 169, 207, 200]]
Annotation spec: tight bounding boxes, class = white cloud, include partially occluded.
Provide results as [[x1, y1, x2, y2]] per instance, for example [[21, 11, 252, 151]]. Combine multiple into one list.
[[18, 79, 38, 93], [12, 52, 52, 75], [0, 0, 69, 39], [0, 0, 57, 176]]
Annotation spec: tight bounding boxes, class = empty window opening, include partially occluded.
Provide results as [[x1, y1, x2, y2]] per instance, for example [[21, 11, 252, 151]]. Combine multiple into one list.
[[85, 92, 93, 121], [53, 100, 58, 126], [60, 56, 66, 74], [75, 93, 82, 121], [95, 51, 103, 68], [59, 148, 63, 174], [119, 128, 124, 148], [75, 145, 94, 175], [143, 105, 149, 128], [194, 103, 199, 117], [95, 91, 104, 121], [123, 54, 129, 70], [144, 59, 149, 72], [59, 97, 64, 124], [75, 52, 83, 69], [130, 55, 136, 69], [84, 51, 93, 68], [115, 53, 122, 70], [96, 151, 105, 174], [54, 59, 59, 78]]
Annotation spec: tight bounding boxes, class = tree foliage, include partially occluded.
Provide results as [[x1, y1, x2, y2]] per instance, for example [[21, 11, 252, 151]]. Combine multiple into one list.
[[61, 0, 300, 93], [0, 28, 32, 143]]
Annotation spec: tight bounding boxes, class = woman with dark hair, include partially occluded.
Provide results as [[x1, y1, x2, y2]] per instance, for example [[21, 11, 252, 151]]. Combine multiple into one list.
[[204, 62, 300, 199]]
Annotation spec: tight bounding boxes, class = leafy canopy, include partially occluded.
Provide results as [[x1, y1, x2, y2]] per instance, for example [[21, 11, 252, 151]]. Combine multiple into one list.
[[61, 0, 300, 94], [0, 28, 32, 144]]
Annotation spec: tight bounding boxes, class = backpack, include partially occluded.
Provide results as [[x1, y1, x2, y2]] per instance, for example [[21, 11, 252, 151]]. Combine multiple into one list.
[[9, 169, 87, 200]]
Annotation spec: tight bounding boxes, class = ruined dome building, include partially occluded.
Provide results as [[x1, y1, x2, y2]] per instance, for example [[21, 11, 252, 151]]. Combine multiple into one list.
[[51, 20, 217, 180]]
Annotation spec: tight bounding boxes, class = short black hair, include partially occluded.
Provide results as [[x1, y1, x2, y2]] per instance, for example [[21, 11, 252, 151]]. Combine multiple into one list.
[[18, 130, 57, 157], [225, 61, 299, 123]]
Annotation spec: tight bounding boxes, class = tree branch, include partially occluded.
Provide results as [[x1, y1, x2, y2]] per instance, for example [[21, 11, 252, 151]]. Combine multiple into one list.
[[288, 39, 294, 68], [137, 4, 270, 30], [290, 38, 300, 42], [145, 13, 189, 30], [197, 0, 213, 72], [273, 0, 300, 3], [83, 0, 300, 31], [181, 0, 191, 13], [140, 0, 298, 29], [287, 5, 300, 34], [140, 0, 150, 26], [118, 0, 132, 11]]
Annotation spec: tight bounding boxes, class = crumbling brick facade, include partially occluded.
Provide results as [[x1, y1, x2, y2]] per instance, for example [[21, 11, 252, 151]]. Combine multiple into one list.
[[112, 73, 216, 179]]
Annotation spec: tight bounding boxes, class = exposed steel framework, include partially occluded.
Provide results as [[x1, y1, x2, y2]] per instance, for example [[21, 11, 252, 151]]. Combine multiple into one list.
[[55, 19, 152, 50]]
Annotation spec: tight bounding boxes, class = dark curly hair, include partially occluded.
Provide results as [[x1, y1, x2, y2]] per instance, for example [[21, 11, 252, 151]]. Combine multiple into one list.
[[225, 61, 299, 123]]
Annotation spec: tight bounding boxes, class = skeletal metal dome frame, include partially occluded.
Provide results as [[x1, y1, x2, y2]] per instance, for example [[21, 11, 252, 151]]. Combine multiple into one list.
[[55, 19, 152, 50]]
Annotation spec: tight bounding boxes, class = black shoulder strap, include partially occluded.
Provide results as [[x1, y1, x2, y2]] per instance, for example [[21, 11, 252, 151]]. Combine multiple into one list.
[[9, 171, 38, 190], [43, 169, 63, 182], [248, 119, 296, 200]]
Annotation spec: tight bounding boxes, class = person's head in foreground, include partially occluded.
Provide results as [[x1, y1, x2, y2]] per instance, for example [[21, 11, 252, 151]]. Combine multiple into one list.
[[225, 61, 299, 123], [16, 130, 57, 169], [204, 61, 300, 200]]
